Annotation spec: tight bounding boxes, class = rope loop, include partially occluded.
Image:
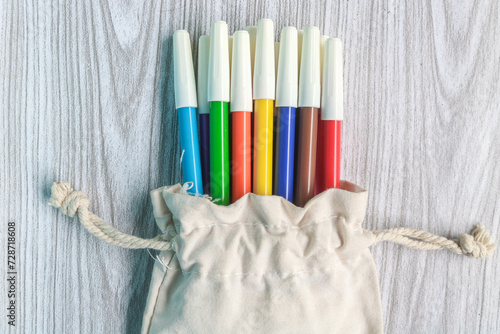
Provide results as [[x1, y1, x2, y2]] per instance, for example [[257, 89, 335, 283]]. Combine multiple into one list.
[[49, 182, 175, 251]]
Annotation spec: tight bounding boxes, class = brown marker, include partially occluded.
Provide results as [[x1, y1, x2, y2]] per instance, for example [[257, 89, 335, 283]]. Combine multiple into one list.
[[295, 107, 319, 206], [294, 26, 321, 207]]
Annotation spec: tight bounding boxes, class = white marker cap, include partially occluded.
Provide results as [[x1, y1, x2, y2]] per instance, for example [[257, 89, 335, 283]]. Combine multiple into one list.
[[230, 31, 252, 112], [276, 27, 298, 108], [320, 35, 329, 88], [208, 21, 230, 102], [173, 30, 198, 109], [321, 38, 343, 120], [297, 30, 303, 77], [197, 35, 210, 114], [298, 26, 320, 108], [228, 35, 233, 81], [244, 26, 257, 83], [253, 19, 275, 100], [274, 41, 280, 88]]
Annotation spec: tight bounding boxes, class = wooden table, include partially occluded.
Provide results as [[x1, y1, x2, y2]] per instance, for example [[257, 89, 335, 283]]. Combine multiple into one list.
[[2, 1, 499, 333]]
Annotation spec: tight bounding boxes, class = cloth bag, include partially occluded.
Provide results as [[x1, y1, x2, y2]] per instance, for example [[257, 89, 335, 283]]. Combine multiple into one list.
[[48, 181, 496, 334]]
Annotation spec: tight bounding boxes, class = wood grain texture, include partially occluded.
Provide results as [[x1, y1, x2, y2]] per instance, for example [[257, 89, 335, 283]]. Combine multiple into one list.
[[1, 1, 499, 333]]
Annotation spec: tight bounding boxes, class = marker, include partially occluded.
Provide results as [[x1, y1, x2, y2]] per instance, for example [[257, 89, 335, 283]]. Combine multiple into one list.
[[197, 35, 210, 195], [295, 26, 320, 207], [322, 38, 343, 190], [244, 26, 257, 84], [274, 41, 280, 88], [297, 29, 303, 76], [320, 36, 329, 87], [208, 21, 230, 205], [273, 40, 280, 186], [231, 31, 252, 202], [274, 41, 280, 132], [315, 35, 329, 195], [274, 27, 298, 201], [253, 19, 275, 195], [295, 29, 303, 174], [228, 35, 233, 157], [228, 35, 233, 78], [173, 30, 203, 195], [244, 26, 257, 186]]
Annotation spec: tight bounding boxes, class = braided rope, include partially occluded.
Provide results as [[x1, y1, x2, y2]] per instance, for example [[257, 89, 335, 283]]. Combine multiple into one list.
[[371, 226, 496, 258], [48, 182, 496, 258], [48, 182, 174, 251]]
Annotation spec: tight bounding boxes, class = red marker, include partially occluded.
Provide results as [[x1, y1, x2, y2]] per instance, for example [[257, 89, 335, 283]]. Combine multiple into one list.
[[315, 35, 329, 195], [321, 38, 343, 189]]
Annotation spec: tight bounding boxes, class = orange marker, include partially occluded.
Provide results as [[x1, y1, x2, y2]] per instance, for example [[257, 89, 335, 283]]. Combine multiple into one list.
[[231, 31, 253, 202]]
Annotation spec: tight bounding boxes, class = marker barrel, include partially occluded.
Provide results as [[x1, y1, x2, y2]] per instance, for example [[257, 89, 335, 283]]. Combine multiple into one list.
[[294, 107, 319, 207], [231, 111, 252, 202], [315, 117, 325, 195], [323, 120, 342, 189], [253, 99, 274, 195], [275, 106, 296, 201], [209, 101, 230, 205], [198, 113, 210, 195], [177, 107, 203, 195]]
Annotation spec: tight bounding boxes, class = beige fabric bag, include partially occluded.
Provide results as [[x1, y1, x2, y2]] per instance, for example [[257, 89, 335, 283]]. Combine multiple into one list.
[[48, 181, 496, 334]]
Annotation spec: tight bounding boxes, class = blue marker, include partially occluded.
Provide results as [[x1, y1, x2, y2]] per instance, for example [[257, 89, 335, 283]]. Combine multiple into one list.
[[173, 30, 203, 195], [274, 27, 298, 201], [197, 35, 211, 195]]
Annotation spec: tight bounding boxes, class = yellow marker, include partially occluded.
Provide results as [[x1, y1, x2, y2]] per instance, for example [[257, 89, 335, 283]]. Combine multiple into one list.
[[253, 19, 275, 195], [253, 99, 274, 194]]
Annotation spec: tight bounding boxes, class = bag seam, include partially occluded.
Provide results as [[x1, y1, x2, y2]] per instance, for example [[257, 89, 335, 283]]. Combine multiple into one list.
[[175, 264, 348, 278], [159, 259, 372, 278], [144, 252, 176, 334], [179, 214, 347, 234]]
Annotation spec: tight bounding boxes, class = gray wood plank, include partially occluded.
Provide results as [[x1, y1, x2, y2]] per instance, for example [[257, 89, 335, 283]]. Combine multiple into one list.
[[1, 1, 499, 333]]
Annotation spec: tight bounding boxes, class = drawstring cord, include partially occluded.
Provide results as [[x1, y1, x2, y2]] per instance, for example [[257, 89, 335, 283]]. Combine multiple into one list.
[[371, 226, 496, 258], [48, 182, 496, 258], [49, 182, 175, 251]]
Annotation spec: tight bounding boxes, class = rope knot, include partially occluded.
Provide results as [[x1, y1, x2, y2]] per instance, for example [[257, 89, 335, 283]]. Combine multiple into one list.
[[49, 181, 174, 251], [48, 182, 89, 217], [458, 225, 496, 258], [371, 225, 496, 258]]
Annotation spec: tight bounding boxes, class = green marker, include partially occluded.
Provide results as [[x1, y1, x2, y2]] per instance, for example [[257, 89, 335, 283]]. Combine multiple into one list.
[[208, 21, 230, 205]]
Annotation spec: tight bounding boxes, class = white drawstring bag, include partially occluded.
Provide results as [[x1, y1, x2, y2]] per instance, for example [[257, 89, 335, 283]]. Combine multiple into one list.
[[48, 181, 496, 334]]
